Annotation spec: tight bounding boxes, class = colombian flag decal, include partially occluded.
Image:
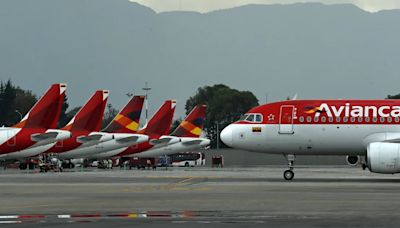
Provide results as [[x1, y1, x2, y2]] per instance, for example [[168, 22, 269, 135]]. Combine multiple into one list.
[[252, 127, 262, 132]]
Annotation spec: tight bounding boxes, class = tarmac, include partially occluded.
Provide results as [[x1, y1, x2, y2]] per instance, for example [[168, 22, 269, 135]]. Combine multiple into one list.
[[1, 161, 400, 227]]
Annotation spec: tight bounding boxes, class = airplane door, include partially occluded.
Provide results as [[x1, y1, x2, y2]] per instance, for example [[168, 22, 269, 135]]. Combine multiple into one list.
[[279, 105, 294, 134]]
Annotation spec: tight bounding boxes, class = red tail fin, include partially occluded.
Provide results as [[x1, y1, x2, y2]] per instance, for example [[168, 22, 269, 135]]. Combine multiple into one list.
[[13, 83, 66, 129], [62, 90, 109, 132], [139, 100, 176, 138], [171, 104, 207, 137], [103, 95, 145, 133]]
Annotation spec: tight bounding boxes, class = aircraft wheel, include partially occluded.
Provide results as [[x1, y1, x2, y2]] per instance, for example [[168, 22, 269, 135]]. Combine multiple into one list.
[[283, 170, 294, 181]]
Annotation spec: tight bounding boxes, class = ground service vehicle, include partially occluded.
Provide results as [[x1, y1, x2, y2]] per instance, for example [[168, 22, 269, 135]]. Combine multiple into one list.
[[170, 152, 205, 167]]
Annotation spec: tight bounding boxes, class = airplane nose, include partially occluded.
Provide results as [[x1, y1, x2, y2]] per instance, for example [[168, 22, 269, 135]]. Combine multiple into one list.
[[220, 125, 233, 147]]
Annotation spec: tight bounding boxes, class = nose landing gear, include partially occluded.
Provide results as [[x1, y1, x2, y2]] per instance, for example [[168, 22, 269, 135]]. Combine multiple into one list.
[[283, 154, 295, 181]]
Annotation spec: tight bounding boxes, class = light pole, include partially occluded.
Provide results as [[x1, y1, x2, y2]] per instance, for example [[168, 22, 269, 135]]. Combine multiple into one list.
[[126, 90, 134, 98], [215, 121, 220, 150], [142, 82, 151, 125]]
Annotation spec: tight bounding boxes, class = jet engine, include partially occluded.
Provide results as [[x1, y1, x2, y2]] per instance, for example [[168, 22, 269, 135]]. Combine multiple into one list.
[[367, 142, 400, 174], [346, 155, 359, 166]]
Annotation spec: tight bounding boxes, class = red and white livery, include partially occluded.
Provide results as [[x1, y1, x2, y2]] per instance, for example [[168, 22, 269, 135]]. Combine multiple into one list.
[[0, 84, 71, 160], [221, 100, 400, 180]]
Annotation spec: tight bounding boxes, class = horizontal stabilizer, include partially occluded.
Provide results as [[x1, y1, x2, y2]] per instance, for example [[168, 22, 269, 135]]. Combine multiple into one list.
[[149, 137, 174, 145], [116, 136, 139, 144], [181, 139, 204, 146], [383, 138, 400, 143], [76, 134, 103, 144], [31, 132, 59, 142]]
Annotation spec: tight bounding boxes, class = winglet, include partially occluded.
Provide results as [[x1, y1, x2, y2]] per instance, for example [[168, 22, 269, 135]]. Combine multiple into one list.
[[103, 95, 145, 133], [62, 90, 109, 132], [13, 83, 67, 129]]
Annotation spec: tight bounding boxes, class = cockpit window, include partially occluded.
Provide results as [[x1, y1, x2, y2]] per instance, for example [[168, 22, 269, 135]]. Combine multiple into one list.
[[255, 114, 262, 122], [246, 114, 254, 122], [241, 113, 263, 123], [239, 114, 249, 121]]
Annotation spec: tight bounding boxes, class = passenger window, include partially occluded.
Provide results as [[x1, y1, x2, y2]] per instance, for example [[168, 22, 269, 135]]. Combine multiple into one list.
[[321, 117, 326, 122], [388, 117, 392, 123], [396, 117, 400, 123], [336, 117, 341, 122], [329, 117, 334, 122], [350, 117, 355, 123], [343, 117, 348, 122], [299, 116, 304, 123], [380, 117, 385, 123], [314, 117, 319, 122], [373, 117, 378, 122], [306, 116, 312, 123], [365, 117, 370, 122]]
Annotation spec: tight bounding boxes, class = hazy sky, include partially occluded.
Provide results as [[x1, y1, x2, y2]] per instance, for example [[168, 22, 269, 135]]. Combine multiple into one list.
[[131, 0, 400, 12], [1, 0, 400, 122]]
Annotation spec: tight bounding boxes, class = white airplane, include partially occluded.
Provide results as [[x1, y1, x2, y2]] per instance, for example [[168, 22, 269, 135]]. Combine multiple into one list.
[[221, 99, 400, 180], [0, 83, 71, 160]]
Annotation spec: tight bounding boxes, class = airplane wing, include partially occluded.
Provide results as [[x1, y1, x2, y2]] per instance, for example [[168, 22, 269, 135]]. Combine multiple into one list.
[[181, 139, 204, 146], [31, 132, 59, 142], [76, 134, 103, 144], [116, 136, 139, 144], [149, 137, 174, 145]]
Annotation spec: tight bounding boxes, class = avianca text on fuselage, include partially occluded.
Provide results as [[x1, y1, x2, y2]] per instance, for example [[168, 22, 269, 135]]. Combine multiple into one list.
[[311, 103, 400, 118]]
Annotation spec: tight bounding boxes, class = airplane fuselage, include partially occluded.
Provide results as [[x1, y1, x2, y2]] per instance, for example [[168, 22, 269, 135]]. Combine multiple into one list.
[[222, 100, 400, 156], [0, 127, 71, 159]]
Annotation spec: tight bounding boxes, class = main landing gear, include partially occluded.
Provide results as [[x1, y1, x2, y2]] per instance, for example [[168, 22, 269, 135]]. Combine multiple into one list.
[[283, 154, 295, 181]]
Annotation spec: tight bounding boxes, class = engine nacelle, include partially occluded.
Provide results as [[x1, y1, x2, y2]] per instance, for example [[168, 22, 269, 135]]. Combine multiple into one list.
[[367, 142, 400, 174], [346, 155, 359, 166]]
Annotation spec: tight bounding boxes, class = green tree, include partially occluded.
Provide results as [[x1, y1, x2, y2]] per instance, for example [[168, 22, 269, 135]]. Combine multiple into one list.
[[14, 87, 37, 122], [57, 95, 70, 128], [0, 80, 17, 126], [60, 106, 81, 127], [170, 118, 182, 134], [185, 84, 259, 148], [0, 80, 38, 126], [387, 94, 400, 99], [102, 104, 119, 129]]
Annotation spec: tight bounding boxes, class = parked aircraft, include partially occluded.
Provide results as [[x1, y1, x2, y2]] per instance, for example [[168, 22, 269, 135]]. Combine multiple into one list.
[[0, 83, 71, 159], [134, 104, 210, 158], [92, 100, 176, 159], [38, 90, 113, 155], [220, 100, 400, 180], [54, 96, 152, 159]]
